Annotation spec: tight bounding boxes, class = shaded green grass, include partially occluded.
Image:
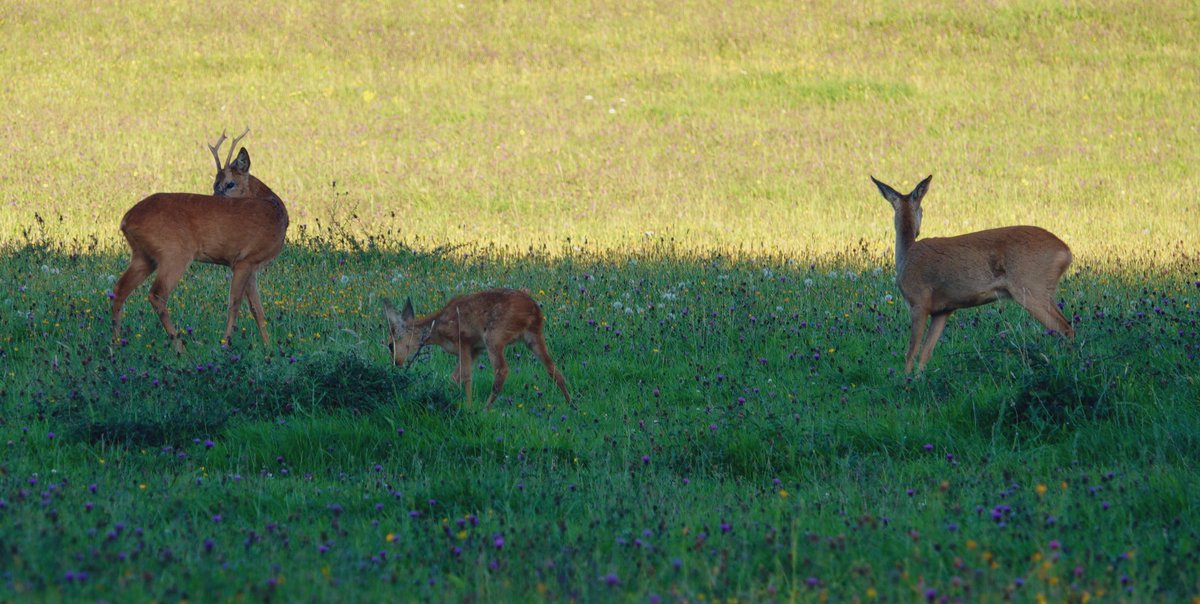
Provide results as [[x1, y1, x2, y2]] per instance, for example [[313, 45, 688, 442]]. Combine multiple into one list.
[[2, 229, 1197, 600]]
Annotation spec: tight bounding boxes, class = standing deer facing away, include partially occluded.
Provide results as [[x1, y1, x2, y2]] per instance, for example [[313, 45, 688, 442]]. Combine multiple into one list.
[[111, 128, 289, 353], [871, 175, 1074, 373], [383, 289, 571, 409]]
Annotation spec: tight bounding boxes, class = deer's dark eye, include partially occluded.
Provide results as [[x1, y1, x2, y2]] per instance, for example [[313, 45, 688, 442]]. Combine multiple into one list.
[[225, 181, 236, 190]]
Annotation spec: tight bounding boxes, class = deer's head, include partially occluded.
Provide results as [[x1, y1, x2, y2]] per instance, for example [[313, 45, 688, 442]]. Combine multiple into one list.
[[383, 298, 429, 367], [208, 128, 253, 197], [871, 174, 931, 239]]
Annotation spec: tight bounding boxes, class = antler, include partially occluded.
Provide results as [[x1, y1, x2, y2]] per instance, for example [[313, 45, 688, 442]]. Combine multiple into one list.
[[207, 126, 251, 170], [207, 130, 228, 171], [225, 126, 250, 168]]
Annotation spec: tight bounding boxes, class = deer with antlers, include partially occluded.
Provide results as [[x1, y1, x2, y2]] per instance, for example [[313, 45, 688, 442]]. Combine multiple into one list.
[[111, 128, 289, 353], [871, 175, 1074, 373], [383, 289, 571, 409]]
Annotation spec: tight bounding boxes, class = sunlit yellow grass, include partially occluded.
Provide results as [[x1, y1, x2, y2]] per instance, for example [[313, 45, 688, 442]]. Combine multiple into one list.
[[1, 1, 1196, 264]]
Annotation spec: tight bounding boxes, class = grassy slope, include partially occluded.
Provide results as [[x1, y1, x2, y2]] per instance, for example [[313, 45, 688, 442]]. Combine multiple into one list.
[[1, 0, 1197, 257], [1, 0, 1199, 601]]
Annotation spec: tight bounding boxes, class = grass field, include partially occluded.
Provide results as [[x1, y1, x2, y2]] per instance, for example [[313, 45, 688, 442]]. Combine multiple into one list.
[[2, 0, 1199, 601]]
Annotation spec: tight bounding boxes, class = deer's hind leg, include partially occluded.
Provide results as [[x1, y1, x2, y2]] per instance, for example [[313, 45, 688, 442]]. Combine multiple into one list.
[[483, 341, 510, 410], [243, 272, 271, 346], [112, 251, 154, 343], [1011, 282, 1074, 340], [1010, 251, 1074, 339], [223, 262, 257, 346], [904, 307, 930, 373], [147, 257, 193, 353], [525, 331, 570, 403], [1017, 296, 1075, 341]]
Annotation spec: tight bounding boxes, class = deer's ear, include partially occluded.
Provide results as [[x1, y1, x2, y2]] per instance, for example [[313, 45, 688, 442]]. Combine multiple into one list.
[[909, 174, 932, 205], [231, 148, 251, 173], [401, 298, 416, 322], [383, 299, 403, 329], [871, 176, 902, 207]]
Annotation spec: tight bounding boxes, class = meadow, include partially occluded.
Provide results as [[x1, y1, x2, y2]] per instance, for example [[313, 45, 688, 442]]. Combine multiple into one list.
[[2, 0, 1199, 601]]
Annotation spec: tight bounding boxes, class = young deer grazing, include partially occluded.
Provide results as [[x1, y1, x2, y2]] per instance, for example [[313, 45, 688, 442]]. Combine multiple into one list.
[[871, 175, 1074, 373], [111, 128, 289, 353], [383, 289, 571, 409]]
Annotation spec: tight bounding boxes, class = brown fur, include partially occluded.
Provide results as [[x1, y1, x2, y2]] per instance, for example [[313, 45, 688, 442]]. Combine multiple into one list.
[[384, 288, 571, 409], [111, 130, 289, 352], [872, 175, 1074, 373]]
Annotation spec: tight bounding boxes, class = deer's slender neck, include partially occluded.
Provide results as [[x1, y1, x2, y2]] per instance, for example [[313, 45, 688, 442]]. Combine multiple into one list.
[[413, 316, 439, 346], [411, 314, 443, 341], [893, 208, 918, 275], [244, 176, 289, 226], [248, 176, 280, 201]]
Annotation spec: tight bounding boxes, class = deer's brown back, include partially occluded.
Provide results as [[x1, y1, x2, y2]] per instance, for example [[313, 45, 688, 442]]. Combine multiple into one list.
[[436, 289, 542, 333], [121, 193, 288, 265], [901, 226, 1069, 311]]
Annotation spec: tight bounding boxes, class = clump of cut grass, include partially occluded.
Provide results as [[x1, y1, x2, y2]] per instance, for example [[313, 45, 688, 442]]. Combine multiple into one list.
[[270, 349, 453, 415], [1007, 354, 1112, 427]]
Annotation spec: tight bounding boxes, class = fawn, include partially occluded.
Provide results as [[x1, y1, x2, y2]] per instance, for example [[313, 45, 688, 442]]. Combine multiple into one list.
[[383, 289, 571, 409]]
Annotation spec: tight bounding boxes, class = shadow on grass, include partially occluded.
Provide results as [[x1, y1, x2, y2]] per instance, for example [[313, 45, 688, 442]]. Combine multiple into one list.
[[939, 345, 1115, 446], [61, 350, 453, 446]]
